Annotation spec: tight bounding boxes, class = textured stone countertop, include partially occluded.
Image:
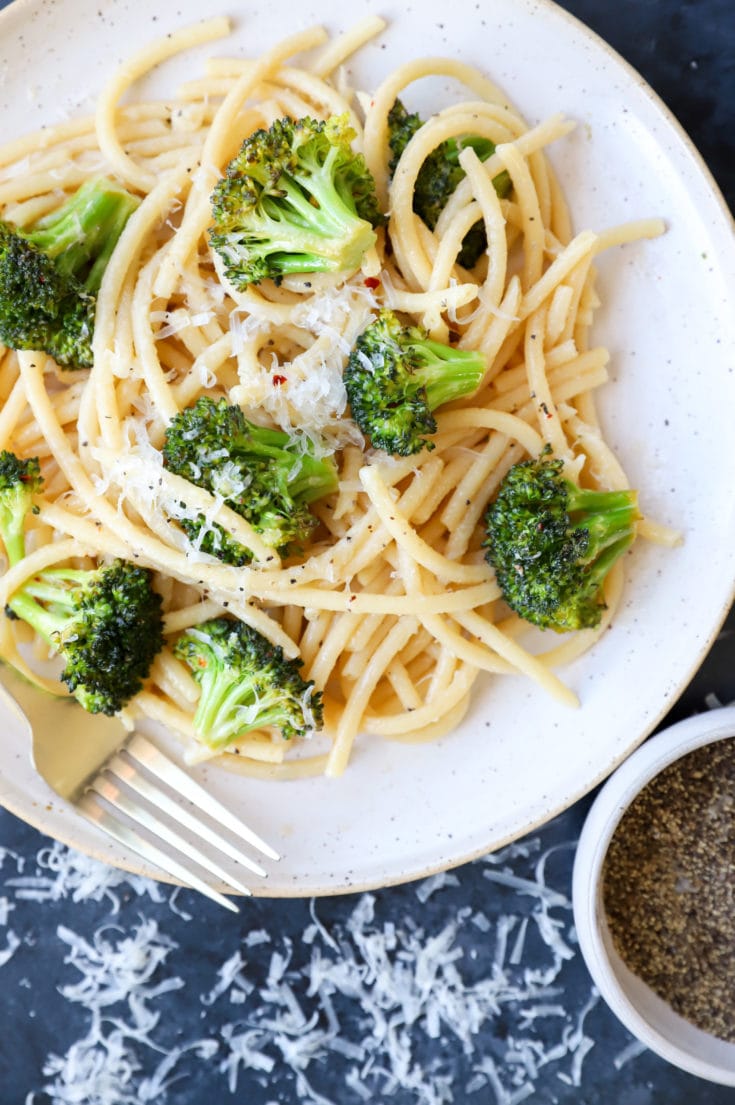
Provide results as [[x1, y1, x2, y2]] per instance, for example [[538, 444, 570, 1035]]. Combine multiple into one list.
[[0, 0, 733, 1102]]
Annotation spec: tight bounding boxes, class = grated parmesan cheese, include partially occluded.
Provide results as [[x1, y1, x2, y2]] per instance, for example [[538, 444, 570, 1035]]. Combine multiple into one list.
[[1, 822, 647, 1103], [6, 840, 164, 912], [229, 278, 376, 450], [415, 872, 461, 904]]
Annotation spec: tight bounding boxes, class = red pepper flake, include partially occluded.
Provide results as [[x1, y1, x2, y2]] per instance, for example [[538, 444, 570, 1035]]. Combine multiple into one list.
[[272, 374, 287, 386], [363, 276, 381, 290]]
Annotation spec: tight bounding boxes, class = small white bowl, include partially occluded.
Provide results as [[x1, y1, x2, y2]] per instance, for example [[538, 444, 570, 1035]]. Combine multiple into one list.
[[573, 705, 735, 1085]]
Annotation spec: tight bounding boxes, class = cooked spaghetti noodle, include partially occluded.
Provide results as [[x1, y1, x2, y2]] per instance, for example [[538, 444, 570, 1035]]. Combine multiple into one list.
[[0, 16, 677, 777]]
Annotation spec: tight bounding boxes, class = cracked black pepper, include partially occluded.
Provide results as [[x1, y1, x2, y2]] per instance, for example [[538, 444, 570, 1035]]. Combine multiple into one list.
[[602, 738, 735, 1042]]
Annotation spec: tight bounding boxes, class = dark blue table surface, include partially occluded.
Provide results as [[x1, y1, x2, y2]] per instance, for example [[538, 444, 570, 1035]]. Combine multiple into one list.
[[0, 1, 734, 1102]]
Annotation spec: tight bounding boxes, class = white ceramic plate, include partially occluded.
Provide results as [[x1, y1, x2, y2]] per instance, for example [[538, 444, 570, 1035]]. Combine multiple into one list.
[[0, 0, 734, 896]]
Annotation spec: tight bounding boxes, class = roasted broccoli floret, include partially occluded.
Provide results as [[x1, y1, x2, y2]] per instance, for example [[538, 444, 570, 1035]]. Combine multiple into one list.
[[388, 99, 512, 269], [8, 562, 164, 714], [344, 309, 486, 456], [210, 114, 384, 288], [162, 396, 338, 564], [0, 177, 139, 368], [0, 450, 163, 714], [174, 617, 322, 748], [484, 450, 640, 632]]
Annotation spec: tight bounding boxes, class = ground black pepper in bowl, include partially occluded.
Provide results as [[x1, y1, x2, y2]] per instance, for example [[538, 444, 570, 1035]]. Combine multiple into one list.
[[602, 737, 735, 1043]]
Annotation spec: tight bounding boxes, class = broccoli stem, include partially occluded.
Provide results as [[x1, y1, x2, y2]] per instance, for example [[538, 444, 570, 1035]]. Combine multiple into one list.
[[5, 589, 71, 650], [584, 532, 637, 590], [227, 423, 338, 502], [283, 452, 340, 504], [567, 487, 639, 594], [576, 504, 638, 554], [455, 136, 495, 162], [258, 153, 375, 272], [26, 178, 139, 293], [6, 569, 93, 648], [194, 665, 289, 748], [0, 455, 42, 568], [228, 421, 305, 461], [566, 485, 639, 516], [0, 489, 32, 568], [566, 487, 640, 562], [411, 340, 486, 410]]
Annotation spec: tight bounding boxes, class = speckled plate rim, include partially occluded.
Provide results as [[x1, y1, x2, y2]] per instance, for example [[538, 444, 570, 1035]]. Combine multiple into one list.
[[0, 0, 733, 896]]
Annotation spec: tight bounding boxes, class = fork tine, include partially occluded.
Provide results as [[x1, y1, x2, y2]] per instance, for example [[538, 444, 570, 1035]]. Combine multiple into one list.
[[78, 792, 240, 912], [106, 752, 267, 878], [88, 774, 255, 898], [126, 734, 280, 861]]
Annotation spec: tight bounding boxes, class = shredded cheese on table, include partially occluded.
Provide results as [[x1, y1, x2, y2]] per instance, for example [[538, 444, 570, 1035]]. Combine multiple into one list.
[[0, 816, 651, 1104]]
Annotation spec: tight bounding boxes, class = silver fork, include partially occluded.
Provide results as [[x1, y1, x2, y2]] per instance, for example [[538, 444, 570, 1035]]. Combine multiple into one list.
[[0, 663, 279, 912]]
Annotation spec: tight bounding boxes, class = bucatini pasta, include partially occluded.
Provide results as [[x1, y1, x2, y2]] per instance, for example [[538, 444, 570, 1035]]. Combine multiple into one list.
[[0, 16, 677, 777]]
